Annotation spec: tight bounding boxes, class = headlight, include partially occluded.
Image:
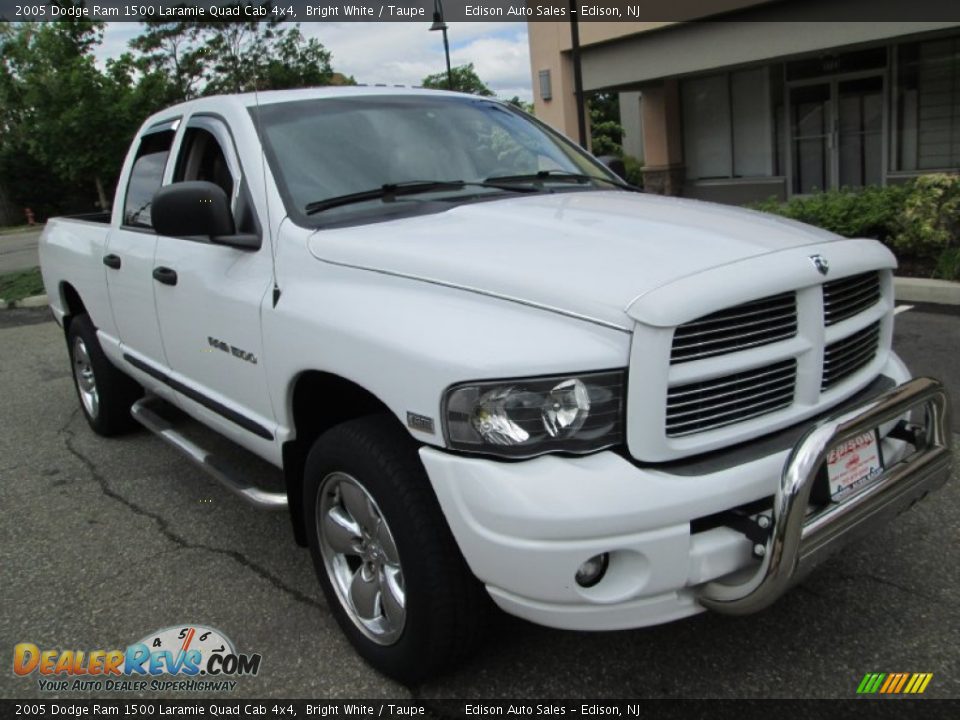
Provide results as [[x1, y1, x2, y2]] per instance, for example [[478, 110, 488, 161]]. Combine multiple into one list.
[[443, 370, 626, 458]]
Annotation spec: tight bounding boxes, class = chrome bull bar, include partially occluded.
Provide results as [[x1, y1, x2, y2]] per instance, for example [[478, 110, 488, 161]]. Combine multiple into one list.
[[698, 376, 952, 615]]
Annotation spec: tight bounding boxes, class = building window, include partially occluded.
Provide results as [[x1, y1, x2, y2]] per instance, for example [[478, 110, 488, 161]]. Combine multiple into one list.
[[896, 37, 960, 171], [682, 67, 776, 180]]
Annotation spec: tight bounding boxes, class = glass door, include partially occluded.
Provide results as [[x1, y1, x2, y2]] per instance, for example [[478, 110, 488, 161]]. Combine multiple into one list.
[[837, 76, 883, 188], [788, 73, 885, 194], [790, 83, 832, 194]]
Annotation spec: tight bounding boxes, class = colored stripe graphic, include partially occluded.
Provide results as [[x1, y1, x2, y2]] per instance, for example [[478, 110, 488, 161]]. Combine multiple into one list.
[[858, 672, 933, 694]]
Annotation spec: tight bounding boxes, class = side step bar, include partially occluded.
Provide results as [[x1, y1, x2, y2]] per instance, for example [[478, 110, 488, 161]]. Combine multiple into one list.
[[131, 397, 288, 511]]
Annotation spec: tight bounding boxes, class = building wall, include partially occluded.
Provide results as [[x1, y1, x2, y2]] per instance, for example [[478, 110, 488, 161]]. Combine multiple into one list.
[[528, 5, 960, 204]]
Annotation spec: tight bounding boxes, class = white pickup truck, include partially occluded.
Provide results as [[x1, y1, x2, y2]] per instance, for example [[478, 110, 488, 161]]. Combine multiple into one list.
[[40, 87, 952, 682]]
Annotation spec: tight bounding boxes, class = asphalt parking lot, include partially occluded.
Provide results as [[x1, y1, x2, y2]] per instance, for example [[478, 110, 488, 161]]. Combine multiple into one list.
[[1, 305, 958, 700]]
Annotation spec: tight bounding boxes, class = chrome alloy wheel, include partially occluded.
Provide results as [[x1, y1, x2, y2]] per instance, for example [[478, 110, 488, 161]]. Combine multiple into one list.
[[72, 336, 99, 420], [316, 471, 406, 645]]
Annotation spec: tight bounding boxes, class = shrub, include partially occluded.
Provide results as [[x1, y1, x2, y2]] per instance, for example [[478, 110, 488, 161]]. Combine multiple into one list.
[[750, 185, 909, 242], [890, 173, 960, 264], [749, 176, 960, 279], [935, 247, 960, 281], [622, 155, 644, 188]]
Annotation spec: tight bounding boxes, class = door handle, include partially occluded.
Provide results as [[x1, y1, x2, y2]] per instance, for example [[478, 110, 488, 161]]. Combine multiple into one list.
[[102, 254, 122, 270], [152, 266, 178, 286]]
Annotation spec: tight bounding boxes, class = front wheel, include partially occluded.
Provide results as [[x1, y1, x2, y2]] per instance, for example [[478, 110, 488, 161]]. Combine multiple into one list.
[[303, 415, 488, 683]]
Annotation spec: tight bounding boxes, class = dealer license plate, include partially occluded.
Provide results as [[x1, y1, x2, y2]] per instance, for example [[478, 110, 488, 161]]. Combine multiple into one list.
[[827, 430, 884, 502]]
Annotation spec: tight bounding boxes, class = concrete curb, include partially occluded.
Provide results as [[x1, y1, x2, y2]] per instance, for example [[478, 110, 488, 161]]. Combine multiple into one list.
[[0, 293, 48, 310], [894, 277, 960, 306]]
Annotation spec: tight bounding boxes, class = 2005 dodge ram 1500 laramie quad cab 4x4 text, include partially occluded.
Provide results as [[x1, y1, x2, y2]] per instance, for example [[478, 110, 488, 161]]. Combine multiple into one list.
[[40, 87, 952, 682]]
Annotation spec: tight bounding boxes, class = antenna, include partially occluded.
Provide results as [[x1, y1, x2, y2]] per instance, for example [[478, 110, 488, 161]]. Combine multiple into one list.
[[251, 58, 280, 307]]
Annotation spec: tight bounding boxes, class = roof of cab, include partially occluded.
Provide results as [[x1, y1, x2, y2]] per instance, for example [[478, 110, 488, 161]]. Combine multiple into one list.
[[142, 85, 485, 130]]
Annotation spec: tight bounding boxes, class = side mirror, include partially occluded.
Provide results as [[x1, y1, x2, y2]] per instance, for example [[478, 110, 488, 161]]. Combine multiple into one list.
[[597, 155, 626, 181], [152, 181, 260, 250]]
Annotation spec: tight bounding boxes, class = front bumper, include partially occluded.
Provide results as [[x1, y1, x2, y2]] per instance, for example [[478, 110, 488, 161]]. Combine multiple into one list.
[[698, 376, 952, 614], [420, 373, 952, 631]]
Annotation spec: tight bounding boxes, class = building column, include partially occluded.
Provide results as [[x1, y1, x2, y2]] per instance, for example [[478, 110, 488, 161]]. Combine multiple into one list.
[[640, 79, 685, 195]]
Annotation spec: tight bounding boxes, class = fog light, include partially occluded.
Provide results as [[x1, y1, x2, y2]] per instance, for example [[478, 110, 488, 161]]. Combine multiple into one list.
[[575, 553, 609, 588]]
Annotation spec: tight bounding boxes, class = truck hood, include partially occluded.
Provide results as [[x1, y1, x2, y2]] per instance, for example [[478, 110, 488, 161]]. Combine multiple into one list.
[[307, 190, 848, 330]]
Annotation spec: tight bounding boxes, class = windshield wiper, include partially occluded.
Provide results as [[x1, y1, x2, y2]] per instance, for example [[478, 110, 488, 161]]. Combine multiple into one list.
[[305, 179, 538, 215], [484, 170, 640, 192]]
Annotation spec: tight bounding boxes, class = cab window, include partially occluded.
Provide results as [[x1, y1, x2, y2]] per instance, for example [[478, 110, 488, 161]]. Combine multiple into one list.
[[123, 129, 175, 229], [173, 126, 259, 237], [174, 128, 235, 200]]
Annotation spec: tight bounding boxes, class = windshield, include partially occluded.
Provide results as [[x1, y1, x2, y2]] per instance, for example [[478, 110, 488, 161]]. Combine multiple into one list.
[[251, 94, 618, 225]]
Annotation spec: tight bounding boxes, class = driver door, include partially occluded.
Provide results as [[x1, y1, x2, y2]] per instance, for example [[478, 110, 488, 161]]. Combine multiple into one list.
[[152, 115, 277, 450]]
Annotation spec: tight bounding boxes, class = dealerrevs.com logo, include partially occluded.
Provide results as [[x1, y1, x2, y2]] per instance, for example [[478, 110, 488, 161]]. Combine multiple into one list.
[[13, 625, 262, 693]]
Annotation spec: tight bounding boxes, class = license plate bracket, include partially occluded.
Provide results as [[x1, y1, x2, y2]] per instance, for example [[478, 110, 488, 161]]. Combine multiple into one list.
[[827, 430, 884, 502]]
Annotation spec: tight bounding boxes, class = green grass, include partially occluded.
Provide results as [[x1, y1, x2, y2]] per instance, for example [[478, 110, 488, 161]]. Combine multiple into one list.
[[0, 267, 44, 302]]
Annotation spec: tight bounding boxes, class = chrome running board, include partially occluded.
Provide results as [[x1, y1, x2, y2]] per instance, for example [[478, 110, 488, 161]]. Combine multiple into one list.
[[130, 396, 288, 511]]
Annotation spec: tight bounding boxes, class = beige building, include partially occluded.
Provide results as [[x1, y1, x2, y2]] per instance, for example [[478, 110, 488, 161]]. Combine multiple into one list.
[[527, 2, 960, 203]]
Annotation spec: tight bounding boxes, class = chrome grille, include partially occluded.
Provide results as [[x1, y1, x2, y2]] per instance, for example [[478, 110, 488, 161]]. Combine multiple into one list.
[[666, 359, 797, 437], [671, 292, 798, 364], [823, 272, 881, 326], [822, 322, 881, 391]]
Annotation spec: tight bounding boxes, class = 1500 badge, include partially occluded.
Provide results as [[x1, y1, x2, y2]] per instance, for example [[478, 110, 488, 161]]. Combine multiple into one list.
[[208, 336, 257, 365]]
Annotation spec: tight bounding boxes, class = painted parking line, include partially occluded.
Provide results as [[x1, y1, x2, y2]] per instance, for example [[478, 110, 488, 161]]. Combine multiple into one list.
[[894, 305, 914, 315]]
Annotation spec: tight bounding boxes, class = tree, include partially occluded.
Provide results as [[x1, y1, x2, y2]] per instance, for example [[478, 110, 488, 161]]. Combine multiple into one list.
[[588, 92, 624, 157], [128, 21, 209, 103], [129, 13, 336, 100], [504, 96, 534, 114], [0, 20, 137, 210], [422, 63, 493, 96], [0, 12, 349, 219]]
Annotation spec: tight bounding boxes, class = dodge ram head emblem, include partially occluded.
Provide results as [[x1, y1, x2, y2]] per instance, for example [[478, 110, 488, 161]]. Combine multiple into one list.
[[810, 254, 830, 276]]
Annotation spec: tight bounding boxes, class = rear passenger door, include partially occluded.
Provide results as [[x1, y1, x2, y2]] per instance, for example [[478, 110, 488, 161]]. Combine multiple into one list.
[[104, 121, 176, 371], [152, 115, 277, 449]]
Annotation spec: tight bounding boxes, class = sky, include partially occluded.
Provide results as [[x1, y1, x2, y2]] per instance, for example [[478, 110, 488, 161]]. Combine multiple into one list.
[[97, 22, 534, 101]]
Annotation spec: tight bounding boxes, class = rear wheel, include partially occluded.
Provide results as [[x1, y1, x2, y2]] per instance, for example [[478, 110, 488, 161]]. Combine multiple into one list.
[[67, 314, 141, 436], [303, 415, 488, 683]]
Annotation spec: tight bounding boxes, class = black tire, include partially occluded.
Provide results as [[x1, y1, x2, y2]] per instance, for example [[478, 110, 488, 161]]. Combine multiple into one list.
[[303, 415, 489, 684], [67, 314, 142, 436]]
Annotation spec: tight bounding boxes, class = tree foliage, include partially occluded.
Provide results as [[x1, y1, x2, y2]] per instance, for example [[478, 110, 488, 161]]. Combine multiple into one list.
[[0, 10, 349, 221], [588, 92, 624, 157], [422, 63, 494, 96], [0, 21, 145, 211]]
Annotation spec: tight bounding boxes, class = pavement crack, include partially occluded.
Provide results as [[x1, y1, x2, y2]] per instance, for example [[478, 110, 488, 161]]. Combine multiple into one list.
[[795, 583, 828, 600], [59, 416, 323, 611], [832, 571, 940, 602]]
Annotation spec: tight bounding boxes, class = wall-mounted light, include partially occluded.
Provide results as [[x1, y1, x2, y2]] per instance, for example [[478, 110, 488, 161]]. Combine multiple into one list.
[[539, 70, 552, 101]]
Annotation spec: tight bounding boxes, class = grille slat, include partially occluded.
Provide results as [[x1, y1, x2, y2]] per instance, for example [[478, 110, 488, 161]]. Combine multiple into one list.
[[822, 322, 881, 390], [671, 292, 797, 364], [661, 272, 886, 439], [665, 360, 797, 437], [667, 379, 795, 418], [667, 364, 796, 400], [672, 311, 798, 341], [675, 300, 796, 328], [823, 272, 881, 326]]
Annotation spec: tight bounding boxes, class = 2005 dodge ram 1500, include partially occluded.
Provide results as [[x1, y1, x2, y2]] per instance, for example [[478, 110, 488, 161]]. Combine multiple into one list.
[[40, 87, 952, 682]]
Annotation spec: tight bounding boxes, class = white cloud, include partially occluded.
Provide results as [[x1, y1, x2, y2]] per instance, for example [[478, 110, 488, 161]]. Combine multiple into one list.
[[98, 21, 533, 101], [305, 21, 532, 100]]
